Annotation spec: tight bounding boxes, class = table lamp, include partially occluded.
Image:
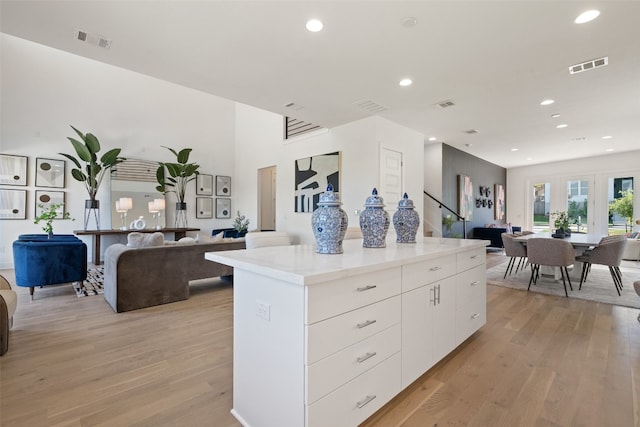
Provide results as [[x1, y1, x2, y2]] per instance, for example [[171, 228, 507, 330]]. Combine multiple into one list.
[[117, 197, 133, 230], [152, 198, 165, 229]]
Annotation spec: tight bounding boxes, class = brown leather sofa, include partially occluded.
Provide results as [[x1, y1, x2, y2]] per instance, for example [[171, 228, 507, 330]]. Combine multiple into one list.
[[103, 240, 245, 312]]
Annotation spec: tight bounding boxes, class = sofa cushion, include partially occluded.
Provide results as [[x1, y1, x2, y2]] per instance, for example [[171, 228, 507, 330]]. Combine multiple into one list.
[[127, 232, 164, 248]]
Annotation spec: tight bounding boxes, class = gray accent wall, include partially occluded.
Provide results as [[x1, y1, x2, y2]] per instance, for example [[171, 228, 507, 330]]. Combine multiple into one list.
[[441, 144, 507, 237]]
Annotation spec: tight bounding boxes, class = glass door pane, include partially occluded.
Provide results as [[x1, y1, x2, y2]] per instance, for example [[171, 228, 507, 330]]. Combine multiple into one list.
[[532, 182, 550, 232], [566, 179, 589, 233], [607, 177, 634, 235]]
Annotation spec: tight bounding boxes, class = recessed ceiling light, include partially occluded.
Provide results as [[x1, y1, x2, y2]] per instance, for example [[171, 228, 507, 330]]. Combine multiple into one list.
[[551, 114, 560, 118], [511, 148, 519, 152], [602, 135, 613, 139], [556, 124, 568, 128], [306, 19, 324, 32], [526, 158, 533, 161], [401, 17, 417, 28], [399, 78, 413, 87], [575, 10, 600, 24], [605, 148, 614, 152], [428, 137, 437, 141], [540, 99, 555, 106]]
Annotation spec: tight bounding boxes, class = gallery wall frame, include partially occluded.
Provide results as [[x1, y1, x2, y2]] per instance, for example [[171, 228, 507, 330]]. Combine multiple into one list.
[[196, 197, 213, 219], [216, 175, 231, 196], [294, 151, 340, 213], [215, 198, 231, 219], [0, 154, 28, 186], [35, 190, 65, 218], [457, 174, 473, 221], [0, 189, 27, 219], [35, 157, 66, 188], [196, 174, 213, 196]]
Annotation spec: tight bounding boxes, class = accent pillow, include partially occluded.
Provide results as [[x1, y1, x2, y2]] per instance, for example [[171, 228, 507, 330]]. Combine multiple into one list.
[[177, 237, 196, 245], [127, 232, 165, 248]]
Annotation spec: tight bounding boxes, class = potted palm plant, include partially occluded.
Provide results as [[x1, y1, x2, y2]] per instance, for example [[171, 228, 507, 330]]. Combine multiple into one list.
[[59, 126, 125, 230], [156, 146, 200, 227]]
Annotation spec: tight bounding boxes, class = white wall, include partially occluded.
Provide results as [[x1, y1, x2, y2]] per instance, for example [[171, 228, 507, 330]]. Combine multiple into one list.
[[0, 34, 237, 267], [423, 142, 443, 236], [235, 106, 425, 245], [507, 151, 640, 234]]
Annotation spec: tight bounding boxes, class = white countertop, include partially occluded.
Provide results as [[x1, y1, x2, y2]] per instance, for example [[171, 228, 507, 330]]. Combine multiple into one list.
[[205, 237, 487, 286]]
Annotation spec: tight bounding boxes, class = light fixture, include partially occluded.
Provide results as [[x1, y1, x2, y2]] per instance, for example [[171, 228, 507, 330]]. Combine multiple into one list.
[[540, 99, 555, 106], [116, 197, 133, 230], [605, 148, 614, 152], [511, 148, 519, 152], [152, 198, 165, 229], [306, 19, 323, 32], [575, 10, 600, 24], [401, 17, 417, 28], [428, 137, 437, 141], [602, 135, 613, 139], [556, 124, 568, 128], [399, 78, 413, 87], [551, 114, 560, 118]]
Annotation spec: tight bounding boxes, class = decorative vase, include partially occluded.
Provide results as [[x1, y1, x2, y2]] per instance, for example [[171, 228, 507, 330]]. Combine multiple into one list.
[[83, 199, 100, 230], [311, 184, 348, 254], [393, 193, 420, 243], [175, 202, 188, 228], [130, 216, 146, 230], [360, 188, 390, 248]]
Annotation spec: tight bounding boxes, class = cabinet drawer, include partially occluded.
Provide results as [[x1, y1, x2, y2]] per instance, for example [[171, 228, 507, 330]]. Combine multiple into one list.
[[307, 295, 400, 364], [306, 323, 400, 404], [455, 264, 486, 307], [306, 267, 400, 324], [306, 352, 401, 427], [456, 247, 486, 273], [456, 298, 486, 345], [402, 255, 456, 292]]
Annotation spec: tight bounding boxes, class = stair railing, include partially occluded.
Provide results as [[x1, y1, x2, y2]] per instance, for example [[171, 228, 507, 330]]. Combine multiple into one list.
[[423, 191, 467, 239]]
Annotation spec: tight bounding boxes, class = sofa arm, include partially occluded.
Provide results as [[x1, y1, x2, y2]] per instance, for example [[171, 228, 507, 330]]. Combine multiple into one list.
[[103, 244, 132, 311]]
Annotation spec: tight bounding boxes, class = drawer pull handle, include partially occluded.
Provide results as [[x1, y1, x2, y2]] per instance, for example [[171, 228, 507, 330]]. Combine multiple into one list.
[[470, 281, 480, 286], [471, 313, 480, 320], [429, 266, 442, 272], [357, 284, 377, 292], [356, 319, 377, 329], [470, 255, 478, 259], [357, 352, 377, 363], [357, 394, 377, 409]]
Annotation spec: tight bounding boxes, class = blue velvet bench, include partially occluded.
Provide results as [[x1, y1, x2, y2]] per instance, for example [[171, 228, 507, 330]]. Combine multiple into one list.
[[13, 235, 88, 299]]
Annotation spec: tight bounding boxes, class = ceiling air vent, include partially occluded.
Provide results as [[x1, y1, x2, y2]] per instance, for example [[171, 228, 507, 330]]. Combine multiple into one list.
[[353, 99, 388, 113], [464, 129, 479, 134], [74, 28, 112, 49], [569, 56, 608, 74], [434, 99, 455, 109], [75, 29, 88, 42], [284, 101, 304, 111]]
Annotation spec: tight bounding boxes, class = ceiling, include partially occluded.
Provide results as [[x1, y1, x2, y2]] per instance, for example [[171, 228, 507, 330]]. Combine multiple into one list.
[[2, 1, 639, 168]]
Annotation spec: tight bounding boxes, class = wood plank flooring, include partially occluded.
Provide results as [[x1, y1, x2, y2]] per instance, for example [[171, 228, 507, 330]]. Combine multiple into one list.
[[1, 252, 639, 426]]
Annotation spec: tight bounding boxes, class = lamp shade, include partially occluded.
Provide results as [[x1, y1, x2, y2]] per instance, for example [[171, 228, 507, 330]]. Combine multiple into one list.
[[115, 200, 124, 212], [153, 198, 166, 211], [148, 201, 158, 213], [118, 197, 133, 210]]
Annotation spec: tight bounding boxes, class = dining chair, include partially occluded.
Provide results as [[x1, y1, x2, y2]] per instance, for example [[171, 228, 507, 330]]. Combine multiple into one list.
[[527, 238, 575, 297], [501, 233, 528, 279], [575, 234, 627, 296]]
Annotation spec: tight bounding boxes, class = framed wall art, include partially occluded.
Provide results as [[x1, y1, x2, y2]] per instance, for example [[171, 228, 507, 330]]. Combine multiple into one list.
[[35, 190, 65, 217], [294, 151, 340, 213], [0, 154, 28, 186], [196, 174, 213, 196], [216, 175, 231, 196], [215, 198, 231, 219], [35, 157, 66, 188], [0, 189, 27, 219], [196, 197, 213, 219], [495, 184, 505, 221], [457, 174, 473, 221]]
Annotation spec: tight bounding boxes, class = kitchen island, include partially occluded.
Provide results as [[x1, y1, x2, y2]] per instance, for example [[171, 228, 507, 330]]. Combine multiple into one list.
[[206, 237, 488, 427]]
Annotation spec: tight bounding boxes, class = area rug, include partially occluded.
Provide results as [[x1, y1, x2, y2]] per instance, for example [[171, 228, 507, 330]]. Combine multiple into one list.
[[486, 261, 640, 309], [73, 267, 104, 297]]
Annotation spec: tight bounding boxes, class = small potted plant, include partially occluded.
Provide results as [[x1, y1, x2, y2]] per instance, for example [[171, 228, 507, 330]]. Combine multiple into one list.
[[551, 210, 571, 237], [232, 211, 250, 237], [156, 146, 200, 228], [59, 126, 125, 230], [34, 203, 74, 238]]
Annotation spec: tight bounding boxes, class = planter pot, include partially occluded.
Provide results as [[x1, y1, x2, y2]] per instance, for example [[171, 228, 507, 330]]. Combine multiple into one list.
[[84, 199, 100, 230], [175, 202, 188, 228]]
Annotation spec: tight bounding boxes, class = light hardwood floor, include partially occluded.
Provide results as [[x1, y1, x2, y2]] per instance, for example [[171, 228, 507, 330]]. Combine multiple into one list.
[[1, 253, 639, 427]]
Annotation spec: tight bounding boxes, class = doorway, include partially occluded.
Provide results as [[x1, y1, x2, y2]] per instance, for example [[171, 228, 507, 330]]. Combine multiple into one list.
[[258, 166, 276, 231]]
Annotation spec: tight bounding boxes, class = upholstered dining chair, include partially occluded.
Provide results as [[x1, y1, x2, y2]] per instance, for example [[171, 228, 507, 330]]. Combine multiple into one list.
[[501, 233, 528, 279], [527, 238, 575, 297], [575, 234, 627, 296]]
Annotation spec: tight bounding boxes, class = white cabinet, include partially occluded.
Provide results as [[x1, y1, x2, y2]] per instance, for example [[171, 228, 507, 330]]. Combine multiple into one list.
[[207, 239, 487, 427]]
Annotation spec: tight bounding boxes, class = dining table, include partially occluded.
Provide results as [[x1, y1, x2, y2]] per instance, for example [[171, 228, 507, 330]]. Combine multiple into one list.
[[513, 232, 608, 280]]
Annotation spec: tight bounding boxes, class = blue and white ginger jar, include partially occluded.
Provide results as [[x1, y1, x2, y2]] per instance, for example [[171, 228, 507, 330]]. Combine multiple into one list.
[[311, 184, 348, 254], [359, 188, 390, 248], [393, 193, 420, 243]]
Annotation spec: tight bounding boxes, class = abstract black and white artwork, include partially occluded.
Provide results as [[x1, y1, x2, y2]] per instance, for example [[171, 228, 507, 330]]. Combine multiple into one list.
[[294, 151, 340, 213]]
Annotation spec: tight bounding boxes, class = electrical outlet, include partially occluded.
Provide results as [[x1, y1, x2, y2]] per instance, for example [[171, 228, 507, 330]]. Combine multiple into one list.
[[256, 300, 271, 321]]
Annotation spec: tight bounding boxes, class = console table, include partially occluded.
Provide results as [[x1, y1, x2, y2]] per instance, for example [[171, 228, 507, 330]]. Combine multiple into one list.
[[74, 227, 200, 265]]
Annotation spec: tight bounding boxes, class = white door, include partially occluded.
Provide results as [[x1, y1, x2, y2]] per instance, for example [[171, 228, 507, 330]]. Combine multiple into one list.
[[380, 147, 403, 208]]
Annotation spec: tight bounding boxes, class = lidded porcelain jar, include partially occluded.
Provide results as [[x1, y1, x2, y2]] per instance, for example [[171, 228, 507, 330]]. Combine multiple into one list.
[[311, 184, 348, 254], [393, 193, 420, 243], [359, 188, 390, 248]]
